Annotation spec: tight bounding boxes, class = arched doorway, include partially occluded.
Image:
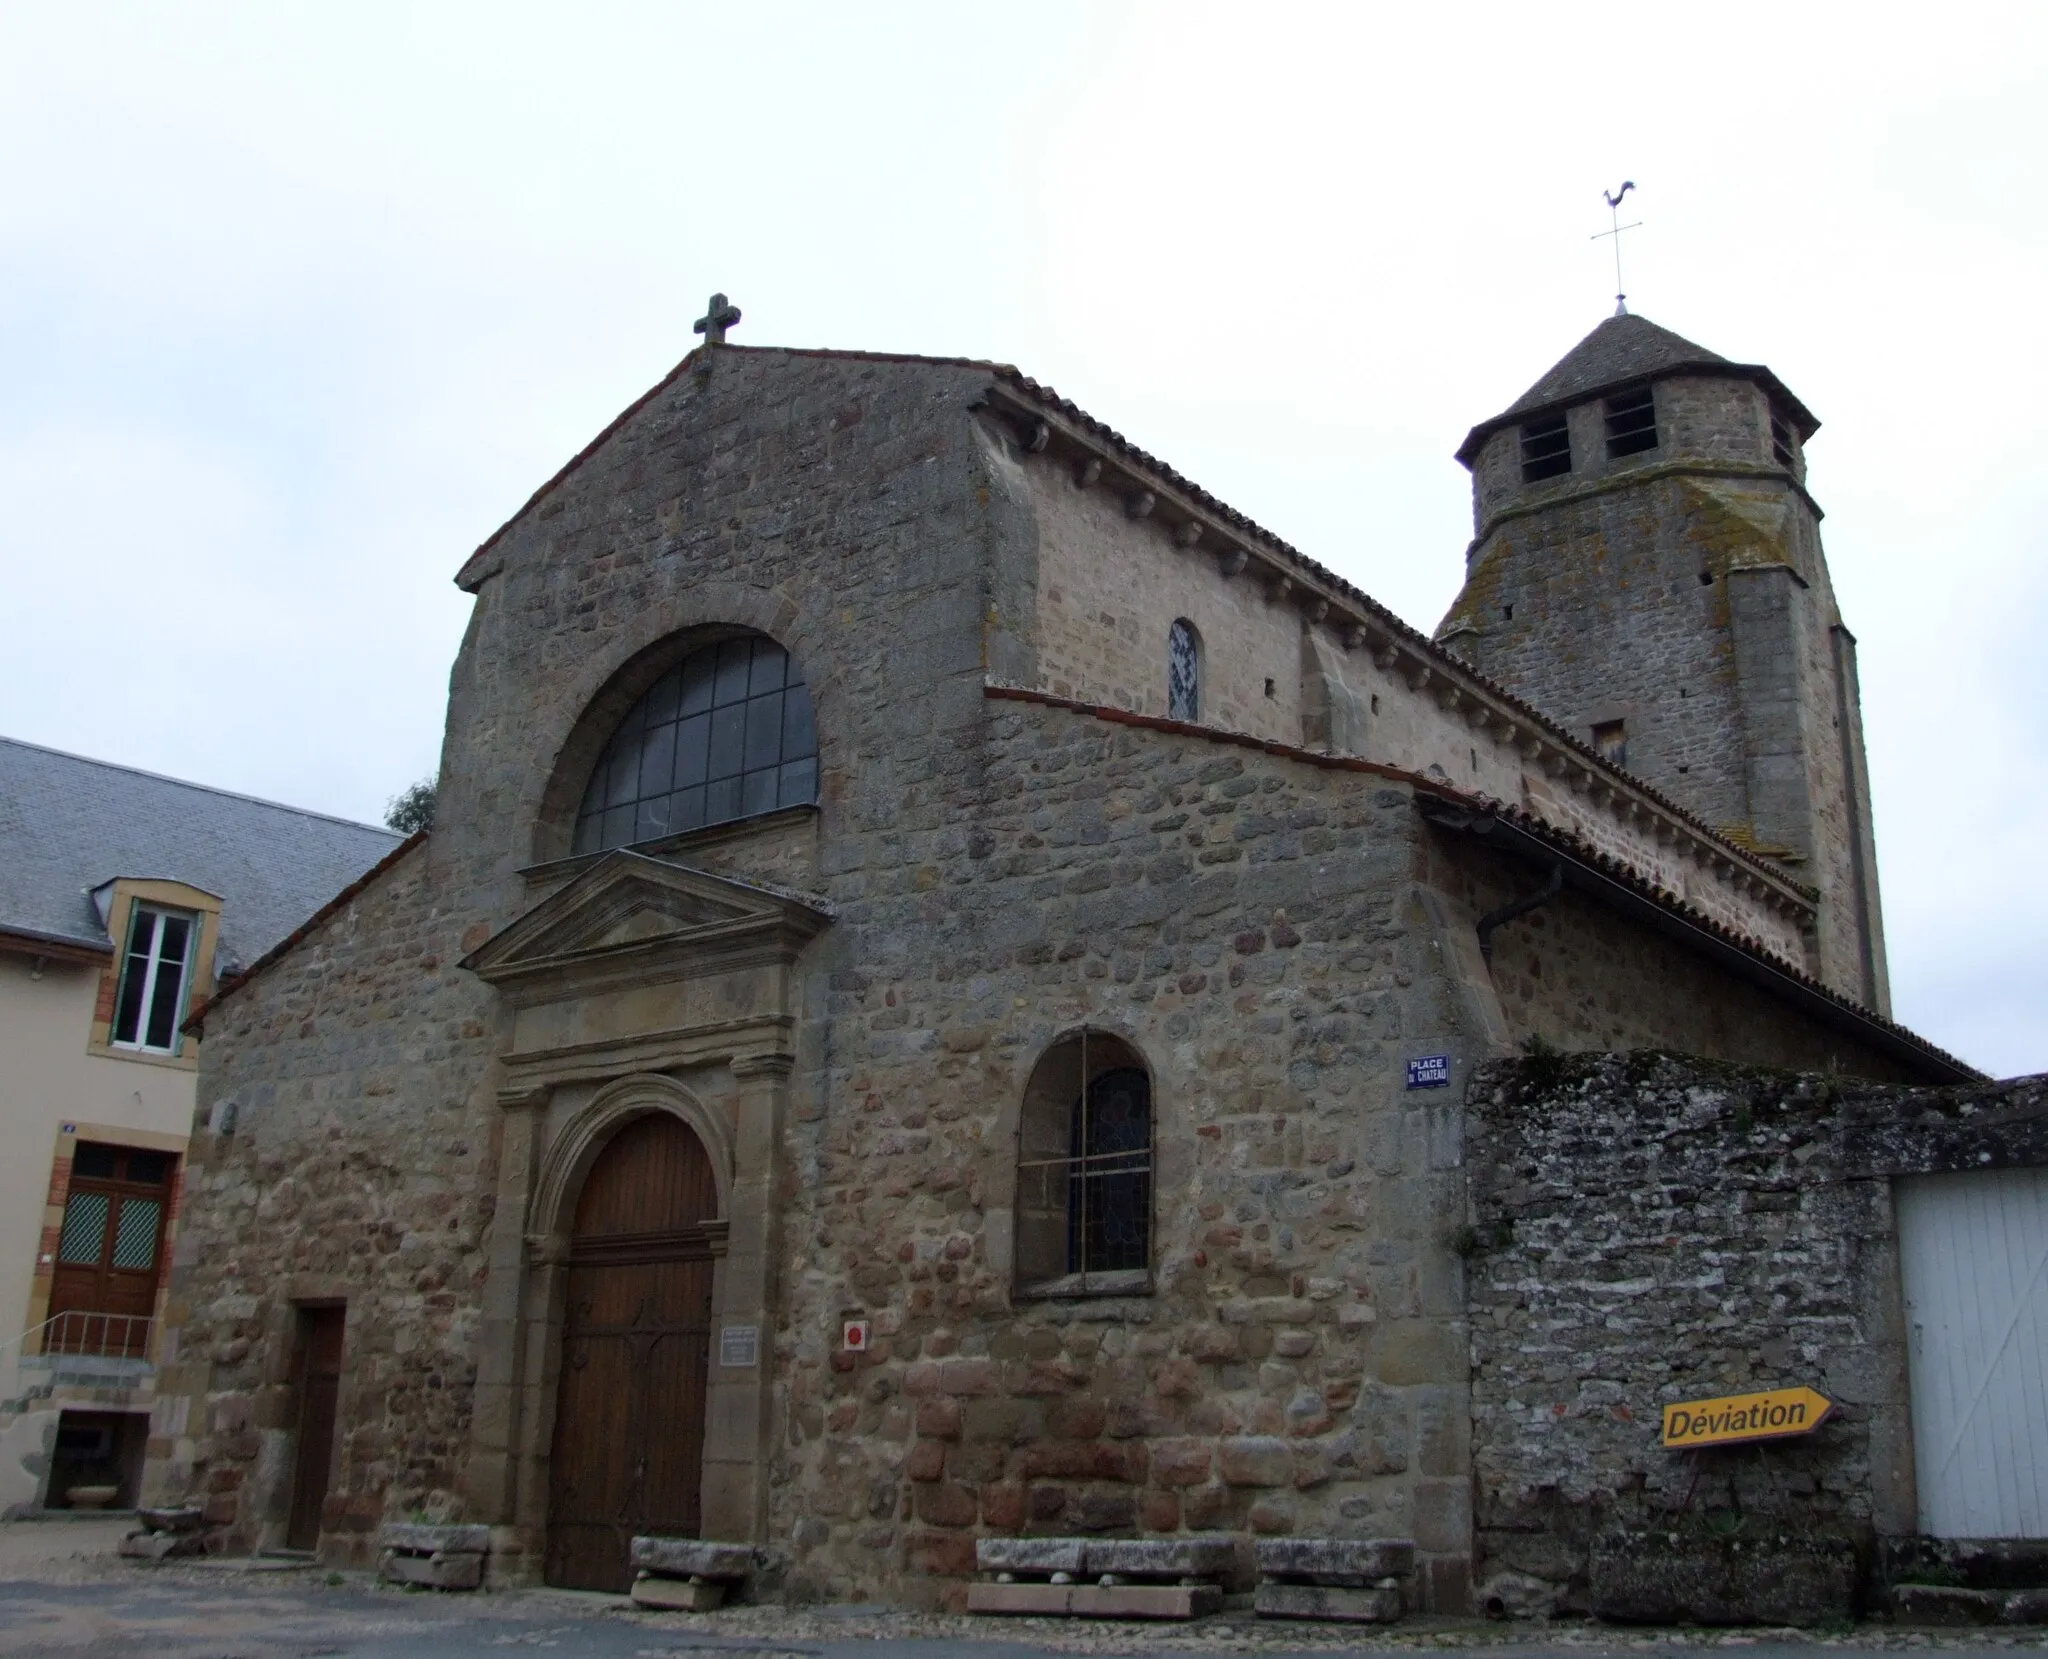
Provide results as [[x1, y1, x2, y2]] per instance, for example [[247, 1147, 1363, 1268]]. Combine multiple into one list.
[[545, 1112, 718, 1590]]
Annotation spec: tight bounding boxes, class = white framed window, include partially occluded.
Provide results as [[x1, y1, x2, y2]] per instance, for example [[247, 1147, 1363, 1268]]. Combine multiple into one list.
[[111, 904, 197, 1054]]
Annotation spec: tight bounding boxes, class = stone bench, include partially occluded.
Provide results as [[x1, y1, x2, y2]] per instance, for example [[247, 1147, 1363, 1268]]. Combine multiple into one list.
[[378, 1523, 489, 1590], [628, 1537, 756, 1610], [968, 1536, 1234, 1619], [1254, 1538, 1414, 1623], [119, 1506, 206, 1562]]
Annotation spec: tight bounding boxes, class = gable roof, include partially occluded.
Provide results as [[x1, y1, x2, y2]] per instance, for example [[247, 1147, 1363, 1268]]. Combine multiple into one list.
[[1454, 312, 1819, 465], [0, 735, 403, 970]]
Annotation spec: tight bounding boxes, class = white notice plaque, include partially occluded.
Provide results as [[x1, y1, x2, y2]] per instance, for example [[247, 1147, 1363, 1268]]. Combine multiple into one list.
[[720, 1325, 760, 1368]]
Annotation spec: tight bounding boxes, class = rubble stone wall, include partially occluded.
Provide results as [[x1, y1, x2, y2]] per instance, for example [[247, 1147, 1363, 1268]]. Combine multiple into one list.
[[1464, 1053, 2046, 1610], [148, 842, 501, 1563], [774, 700, 1497, 1611]]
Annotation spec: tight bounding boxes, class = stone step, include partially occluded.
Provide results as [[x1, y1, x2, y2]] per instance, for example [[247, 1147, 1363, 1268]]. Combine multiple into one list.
[[631, 1574, 728, 1611], [1881, 1537, 2048, 1594], [381, 1523, 489, 1555], [119, 1529, 206, 1562], [381, 1550, 482, 1591], [1892, 1584, 2048, 1626], [967, 1582, 1222, 1619], [1255, 1581, 1403, 1623], [1255, 1537, 1414, 1586], [629, 1537, 755, 1581], [376, 1522, 488, 1592], [974, 1535, 1234, 1584]]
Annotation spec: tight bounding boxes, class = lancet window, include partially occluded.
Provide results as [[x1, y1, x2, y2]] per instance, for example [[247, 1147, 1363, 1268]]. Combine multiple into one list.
[[1167, 619, 1201, 722], [573, 635, 818, 855]]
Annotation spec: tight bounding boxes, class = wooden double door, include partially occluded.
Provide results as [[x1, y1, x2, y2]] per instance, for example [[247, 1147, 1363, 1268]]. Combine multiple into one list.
[[545, 1112, 719, 1592], [49, 1143, 175, 1355]]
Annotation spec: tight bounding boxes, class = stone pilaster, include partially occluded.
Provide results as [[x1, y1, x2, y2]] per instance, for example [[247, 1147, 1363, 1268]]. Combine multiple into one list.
[[701, 1050, 791, 1542], [462, 1083, 549, 1566]]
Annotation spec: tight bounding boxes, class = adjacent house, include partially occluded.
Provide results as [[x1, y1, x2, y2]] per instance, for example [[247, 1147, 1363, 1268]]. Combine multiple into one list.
[[0, 736, 400, 1515]]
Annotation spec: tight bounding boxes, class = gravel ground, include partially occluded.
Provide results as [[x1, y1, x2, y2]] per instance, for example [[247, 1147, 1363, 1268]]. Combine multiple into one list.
[[3, 1518, 2045, 1659]]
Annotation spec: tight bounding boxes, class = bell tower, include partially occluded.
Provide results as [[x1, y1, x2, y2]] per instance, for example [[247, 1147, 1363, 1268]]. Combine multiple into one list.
[[1438, 312, 1889, 1012]]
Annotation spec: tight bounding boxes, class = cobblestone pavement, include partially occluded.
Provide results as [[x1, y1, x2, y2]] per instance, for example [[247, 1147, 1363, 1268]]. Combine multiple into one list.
[[4, 1521, 2045, 1659]]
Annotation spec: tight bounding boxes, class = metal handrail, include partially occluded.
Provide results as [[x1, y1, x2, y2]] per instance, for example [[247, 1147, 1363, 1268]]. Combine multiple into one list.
[[0, 1311, 154, 1363], [0, 1315, 58, 1364]]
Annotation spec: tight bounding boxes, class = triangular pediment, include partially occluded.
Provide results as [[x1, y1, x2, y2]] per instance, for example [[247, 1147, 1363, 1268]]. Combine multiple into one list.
[[460, 852, 832, 992]]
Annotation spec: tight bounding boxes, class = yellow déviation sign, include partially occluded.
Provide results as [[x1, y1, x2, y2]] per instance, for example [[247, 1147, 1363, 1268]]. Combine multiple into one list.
[[1661, 1386, 1834, 1449]]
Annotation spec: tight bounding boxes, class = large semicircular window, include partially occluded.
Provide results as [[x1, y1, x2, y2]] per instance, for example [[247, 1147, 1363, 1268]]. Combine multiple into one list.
[[573, 636, 818, 855]]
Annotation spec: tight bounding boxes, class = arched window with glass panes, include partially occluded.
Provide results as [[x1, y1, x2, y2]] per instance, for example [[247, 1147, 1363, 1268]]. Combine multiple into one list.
[[573, 635, 818, 855], [1014, 1030, 1154, 1297]]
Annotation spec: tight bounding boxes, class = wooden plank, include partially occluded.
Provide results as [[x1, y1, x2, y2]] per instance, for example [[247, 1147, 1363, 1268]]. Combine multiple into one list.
[[286, 1305, 345, 1551], [1898, 1168, 2048, 1537]]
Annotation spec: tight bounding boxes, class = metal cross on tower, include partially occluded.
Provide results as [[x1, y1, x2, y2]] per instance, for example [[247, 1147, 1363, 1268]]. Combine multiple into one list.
[[693, 292, 741, 346], [1591, 183, 1641, 317]]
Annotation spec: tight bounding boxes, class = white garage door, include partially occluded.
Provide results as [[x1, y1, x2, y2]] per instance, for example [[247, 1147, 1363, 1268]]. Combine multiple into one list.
[[1897, 1167, 2048, 1537]]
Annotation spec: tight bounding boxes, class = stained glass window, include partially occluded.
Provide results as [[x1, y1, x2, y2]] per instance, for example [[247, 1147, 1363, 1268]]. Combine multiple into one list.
[[1167, 619, 1200, 722], [573, 636, 819, 855]]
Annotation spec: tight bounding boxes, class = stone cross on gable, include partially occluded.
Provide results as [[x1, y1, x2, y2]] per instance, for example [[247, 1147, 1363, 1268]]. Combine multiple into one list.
[[693, 292, 741, 346]]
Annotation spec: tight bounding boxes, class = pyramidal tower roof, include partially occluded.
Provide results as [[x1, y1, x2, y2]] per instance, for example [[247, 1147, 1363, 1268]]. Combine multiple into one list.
[[1455, 312, 1817, 466]]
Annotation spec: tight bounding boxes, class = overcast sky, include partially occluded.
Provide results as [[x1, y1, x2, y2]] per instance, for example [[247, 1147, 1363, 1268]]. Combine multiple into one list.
[[3, 3, 2042, 1077]]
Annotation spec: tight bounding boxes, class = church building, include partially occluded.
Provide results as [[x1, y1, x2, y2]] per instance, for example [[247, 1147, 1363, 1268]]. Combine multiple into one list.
[[147, 304, 1974, 1608]]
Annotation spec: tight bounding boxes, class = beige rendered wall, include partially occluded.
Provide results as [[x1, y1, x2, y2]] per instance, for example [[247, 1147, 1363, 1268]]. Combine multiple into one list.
[[0, 948, 196, 1512]]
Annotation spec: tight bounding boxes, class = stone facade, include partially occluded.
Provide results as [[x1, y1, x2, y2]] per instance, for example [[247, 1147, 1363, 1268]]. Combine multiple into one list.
[[1465, 1054, 2047, 1612], [148, 330, 1969, 1610], [151, 842, 498, 1550]]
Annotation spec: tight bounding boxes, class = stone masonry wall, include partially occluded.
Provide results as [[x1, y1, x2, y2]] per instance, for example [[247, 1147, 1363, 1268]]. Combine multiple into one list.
[[1464, 1054, 2046, 1611], [1444, 371, 1882, 1005], [158, 346, 1019, 1561], [769, 698, 1494, 1611], [155, 341, 1931, 1606], [761, 694, 1945, 1610], [1015, 444, 1806, 966], [151, 842, 502, 1561]]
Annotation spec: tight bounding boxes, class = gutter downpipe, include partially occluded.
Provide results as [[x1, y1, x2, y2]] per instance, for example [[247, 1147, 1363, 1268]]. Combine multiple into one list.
[[1475, 863, 1564, 964]]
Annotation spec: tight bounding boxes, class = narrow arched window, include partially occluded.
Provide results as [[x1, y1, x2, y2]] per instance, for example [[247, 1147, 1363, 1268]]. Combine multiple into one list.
[[1016, 1031, 1153, 1296], [1167, 619, 1201, 721], [572, 635, 818, 855]]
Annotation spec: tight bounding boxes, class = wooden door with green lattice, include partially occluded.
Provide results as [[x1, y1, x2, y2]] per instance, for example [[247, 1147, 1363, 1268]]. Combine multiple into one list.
[[48, 1143, 174, 1355]]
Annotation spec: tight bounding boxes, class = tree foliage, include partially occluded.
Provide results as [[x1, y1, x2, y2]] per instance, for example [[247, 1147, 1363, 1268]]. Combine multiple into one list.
[[385, 777, 437, 834]]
